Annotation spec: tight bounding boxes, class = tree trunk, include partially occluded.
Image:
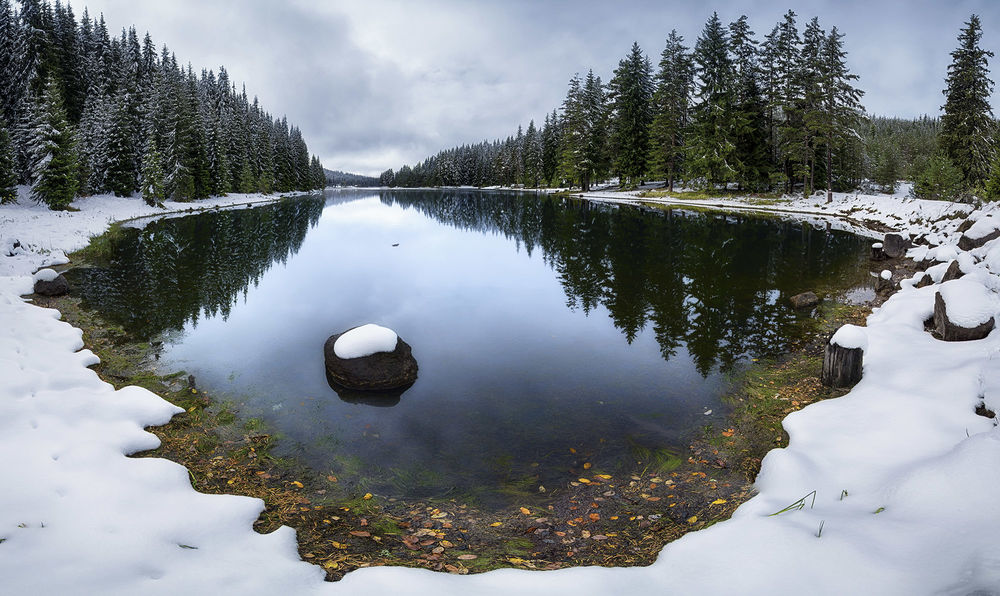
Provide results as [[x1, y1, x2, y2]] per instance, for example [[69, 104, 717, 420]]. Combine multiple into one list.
[[826, 143, 833, 203]]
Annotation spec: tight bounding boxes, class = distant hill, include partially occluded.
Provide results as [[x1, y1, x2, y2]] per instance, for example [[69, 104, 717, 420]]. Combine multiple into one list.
[[324, 169, 380, 187]]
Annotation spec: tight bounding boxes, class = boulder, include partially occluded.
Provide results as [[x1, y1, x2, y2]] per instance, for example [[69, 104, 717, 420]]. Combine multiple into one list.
[[882, 233, 911, 259], [913, 273, 934, 289], [941, 260, 964, 283], [33, 269, 70, 296], [323, 326, 418, 391], [934, 285, 995, 342], [789, 291, 820, 309]]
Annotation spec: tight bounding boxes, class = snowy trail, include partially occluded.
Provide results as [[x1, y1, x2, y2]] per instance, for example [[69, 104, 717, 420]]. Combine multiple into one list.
[[2, 188, 1000, 595]]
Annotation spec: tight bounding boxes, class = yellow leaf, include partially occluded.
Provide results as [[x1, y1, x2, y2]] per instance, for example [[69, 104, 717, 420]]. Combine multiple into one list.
[[191, 388, 197, 394], [326, 475, 338, 482], [711, 498, 727, 506], [569, 448, 577, 454], [291, 481, 304, 488], [519, 507, 531, 515], [578, 478, 591, 484], [596, 474, 612, 480], [489, 522, 502, 527], [583, 462, 592, 469], [687, 516, 698, 524], [363, 493, 373, 500]]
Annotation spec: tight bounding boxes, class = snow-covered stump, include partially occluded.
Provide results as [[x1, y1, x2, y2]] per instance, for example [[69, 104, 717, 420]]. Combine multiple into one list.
[[933, 279, 996, 342], [870, 242, 886, 261], [883, 233, 911, 259], [822, 324, 866, 388]]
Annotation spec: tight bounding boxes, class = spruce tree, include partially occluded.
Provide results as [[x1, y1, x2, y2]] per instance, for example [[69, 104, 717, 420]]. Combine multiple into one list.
[[140, 137, 164, 205], [607, 42, 654, 187], [941, 14, 995, 189], [648, 30, 693, 191], [541, 110, 560, 186], [29, 78, 79, 209], [523, 119, 542, 187], [818, 26, 864, 201], [728, 16, 770, 190], [685, 12, 740, 189], [0, 121, 16, 203]]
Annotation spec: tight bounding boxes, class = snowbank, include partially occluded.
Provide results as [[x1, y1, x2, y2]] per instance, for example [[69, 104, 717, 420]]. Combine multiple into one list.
[[333, 324, 399, 359], [831, 323, 868, 350], [938, 278, 998, 328], [3, 186, 1000, 594]]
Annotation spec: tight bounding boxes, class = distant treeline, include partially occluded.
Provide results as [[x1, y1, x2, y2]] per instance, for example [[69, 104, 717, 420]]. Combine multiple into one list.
[[383, 12, 998, 202], [0, 0, 326, 209], [324, 169, 379, 187]]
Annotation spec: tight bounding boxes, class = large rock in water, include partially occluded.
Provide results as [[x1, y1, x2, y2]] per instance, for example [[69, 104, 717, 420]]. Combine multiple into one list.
[[33, 268, 69, 296], [789, 291, 819, 309], [323, 325, 418, 391]]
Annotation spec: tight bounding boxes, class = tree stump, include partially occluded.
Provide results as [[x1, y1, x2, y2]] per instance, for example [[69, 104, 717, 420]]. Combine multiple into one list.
[[870, 242, 885, 261], [822, 325, 865, 388], [934, 291, 995, 341]]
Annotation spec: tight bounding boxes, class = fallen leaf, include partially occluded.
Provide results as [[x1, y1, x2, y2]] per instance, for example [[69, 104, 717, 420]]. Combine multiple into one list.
[[362, 493, 373, 500], [349, 531, 371, 537], [457, 554, 478, 560], [578, 478, 591, 484], [589, 513, 600, 522], [583, 462, 592, 469], [290, 481, 303, 488], [646, 496, 661, 502], [326, 475, 338, 482], [581, 530, 591, 539], [721, 428, 735, 437], [711, 498, 728, 506], [490, 522, 502, 527], [330, 541, 348, 550], [596, 474, 612, 480], [440, 540, 455, 548], [519, 507, 531, 515], [687, 516, 698, 524]]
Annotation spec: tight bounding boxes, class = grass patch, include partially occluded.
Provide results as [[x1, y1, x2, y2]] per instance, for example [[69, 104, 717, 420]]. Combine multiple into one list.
[[639, 189, 786, 201]]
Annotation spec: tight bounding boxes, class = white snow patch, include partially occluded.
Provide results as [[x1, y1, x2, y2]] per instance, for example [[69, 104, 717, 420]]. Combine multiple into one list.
[[872, 242, 883, 249], [938, 278, 998, 328], [880, 269, 892, 281], [333, 324, 399, 359], [966, 214, 1000, 240], [831, 324, 868, 350]]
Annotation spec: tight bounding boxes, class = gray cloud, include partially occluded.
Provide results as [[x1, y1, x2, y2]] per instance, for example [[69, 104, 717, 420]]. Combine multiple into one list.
[[79, 0, 1000, 176]]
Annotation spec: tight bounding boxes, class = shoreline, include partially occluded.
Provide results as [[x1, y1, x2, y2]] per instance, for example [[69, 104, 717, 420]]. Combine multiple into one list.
[[3, 186, 1000, 594]]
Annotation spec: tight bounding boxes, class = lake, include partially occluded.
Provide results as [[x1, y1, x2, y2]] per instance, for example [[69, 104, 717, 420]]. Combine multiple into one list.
[[68, 189, 871, 506]]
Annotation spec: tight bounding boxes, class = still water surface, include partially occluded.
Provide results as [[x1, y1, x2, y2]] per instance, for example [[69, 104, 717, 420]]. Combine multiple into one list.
[[69, 190, 870, 504]]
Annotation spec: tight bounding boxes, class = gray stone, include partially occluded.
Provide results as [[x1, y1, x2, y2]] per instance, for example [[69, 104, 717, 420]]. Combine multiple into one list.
[[941, 260, 964, 283], [914, 274, 934, 289], [33, 274, 69, 296], [958, 228, 1000, 251], [789, 291, 820, 309], [883, 233, 911, 259]]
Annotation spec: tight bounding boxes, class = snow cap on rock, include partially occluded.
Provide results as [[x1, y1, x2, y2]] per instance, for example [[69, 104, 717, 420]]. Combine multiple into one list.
[[880, 270, 892, 281], [831, 324, 868, 350], [33, 268, 60, 282], [333, 324, 399, 359]]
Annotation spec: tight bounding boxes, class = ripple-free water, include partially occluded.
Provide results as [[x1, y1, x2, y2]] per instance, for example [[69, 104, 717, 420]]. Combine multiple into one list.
[[69, 190, 870, 505]]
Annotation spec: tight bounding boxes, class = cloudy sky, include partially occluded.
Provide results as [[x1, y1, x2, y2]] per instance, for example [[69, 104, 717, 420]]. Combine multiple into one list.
[[78, 0, 1000, 176]]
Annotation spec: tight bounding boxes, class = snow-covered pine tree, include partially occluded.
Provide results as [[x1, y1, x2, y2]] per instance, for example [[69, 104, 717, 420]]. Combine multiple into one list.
[[140, 136, 164, 205], [770, 10, 803, 193], [648, 30, 693, 191], [523, 119, 542, 187], [685, 12, 740, 189], [28, 77, 78, 209], [541, 110, 560, 186], [0, 121, 16, 203], [941, 14, 995, 190], [607, 41, 654, 188], [104, 90, 140, 196], [0, 0, 23, 126]]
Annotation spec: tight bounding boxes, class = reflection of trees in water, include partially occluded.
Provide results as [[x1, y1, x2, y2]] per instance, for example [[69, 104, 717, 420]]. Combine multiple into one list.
[[382, 190, 867, 374], [71, 197, 325, 339]]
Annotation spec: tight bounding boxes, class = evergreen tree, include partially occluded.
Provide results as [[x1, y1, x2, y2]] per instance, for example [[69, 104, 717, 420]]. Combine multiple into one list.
[[728, 16, 770, 191], [940, 14, 995, 189], [770, 10, 803, 192], [28, 77, 78, 209], [541, 110, 560, 186], [607, 41, 654, 187], [140, 137, 164, 205], [648, 30, 693, 191], [912, 154, 966, 201], [685, 12, 740, 189], [0, 121, 16, 203], [523, 119, 542, 187], [818, 26, 864, 201]]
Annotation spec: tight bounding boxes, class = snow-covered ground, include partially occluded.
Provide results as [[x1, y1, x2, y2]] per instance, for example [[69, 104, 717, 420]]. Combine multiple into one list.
[[3, 187, 1000, 595]]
